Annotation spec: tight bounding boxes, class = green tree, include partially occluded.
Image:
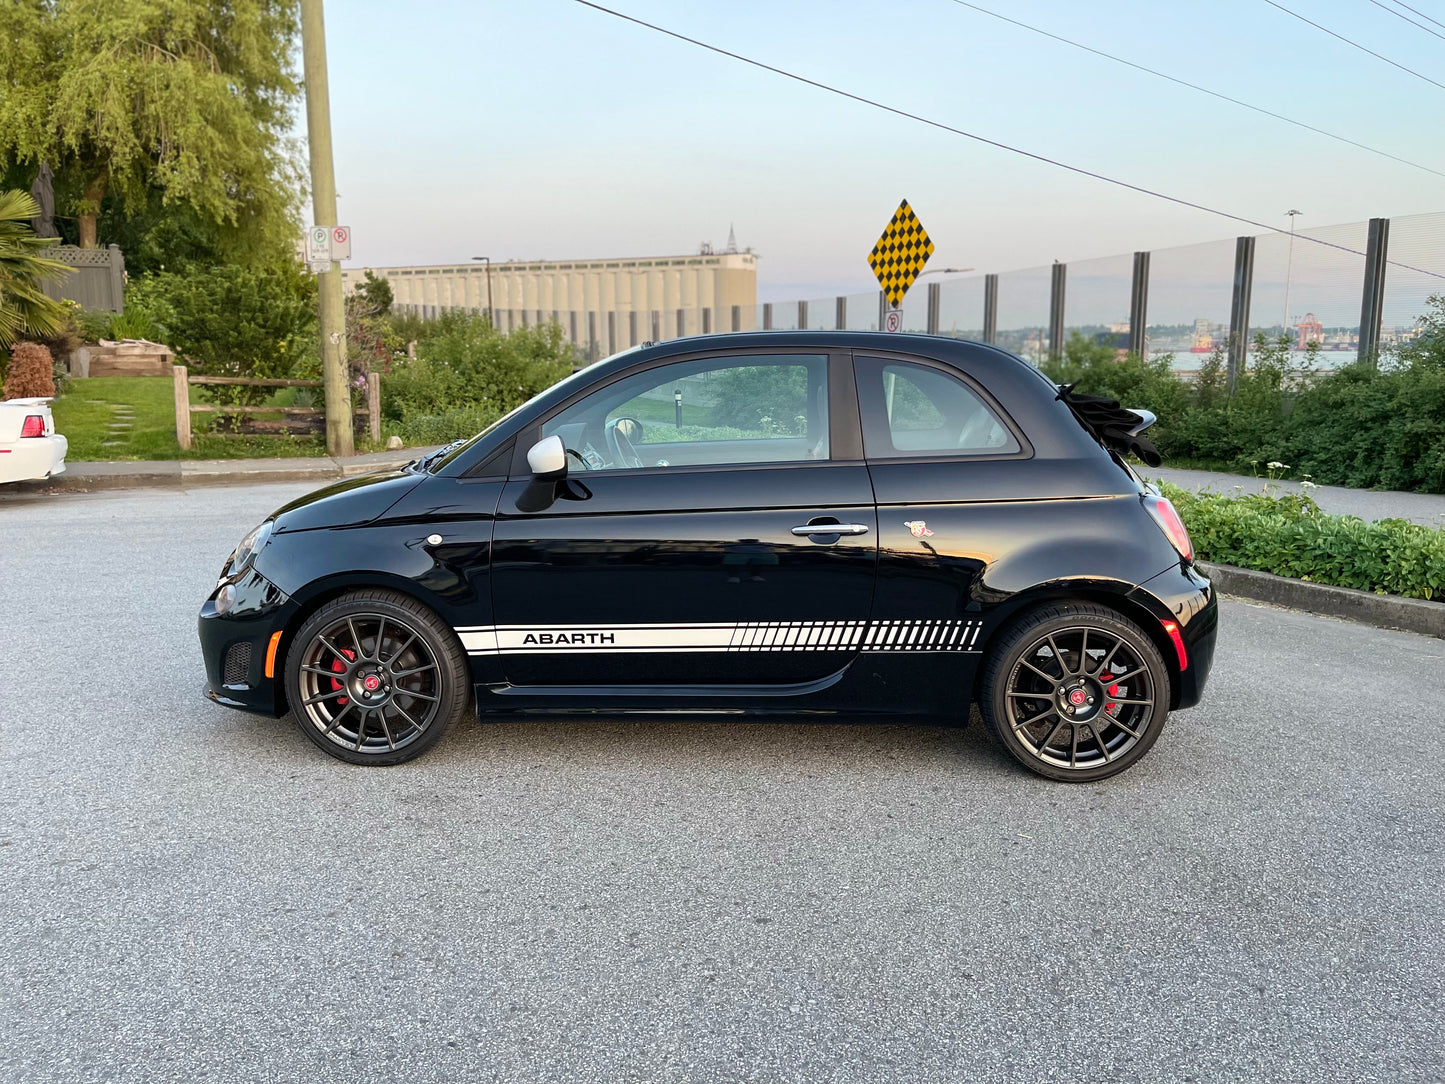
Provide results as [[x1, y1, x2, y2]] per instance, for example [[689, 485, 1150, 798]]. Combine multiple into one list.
[[353, 270, 394, 315], [0, 190, 68, 348], [0, 0, 303, 263]]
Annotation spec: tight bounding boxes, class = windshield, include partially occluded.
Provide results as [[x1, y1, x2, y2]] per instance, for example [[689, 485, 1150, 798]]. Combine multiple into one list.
[[423, 349, 638, 473]]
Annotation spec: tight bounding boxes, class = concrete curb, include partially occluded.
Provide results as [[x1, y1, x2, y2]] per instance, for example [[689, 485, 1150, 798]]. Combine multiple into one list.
[[1198, 560, 1445, 640]]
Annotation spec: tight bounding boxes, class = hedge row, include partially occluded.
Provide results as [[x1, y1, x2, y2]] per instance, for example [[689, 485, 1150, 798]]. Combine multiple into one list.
[[1045, 295, 1445, 493], [1161, 483, 1445, 601]]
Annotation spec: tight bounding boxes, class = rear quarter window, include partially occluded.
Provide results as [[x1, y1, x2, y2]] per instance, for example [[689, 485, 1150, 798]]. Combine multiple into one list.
[[856, 357, 1021, 459]]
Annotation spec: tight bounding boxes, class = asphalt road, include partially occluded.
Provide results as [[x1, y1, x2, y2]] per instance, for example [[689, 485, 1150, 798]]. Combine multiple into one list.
[[2, 482, 1443, 1083]]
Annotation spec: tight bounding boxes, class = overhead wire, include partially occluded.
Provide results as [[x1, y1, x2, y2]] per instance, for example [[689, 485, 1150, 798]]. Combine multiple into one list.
[[945, 0, 1443, 179], [572, 0, 1445, 279], [1382, 0, 1445, 32], [1261, 0, 1445, 90], [1362, 0, 1445, 42]]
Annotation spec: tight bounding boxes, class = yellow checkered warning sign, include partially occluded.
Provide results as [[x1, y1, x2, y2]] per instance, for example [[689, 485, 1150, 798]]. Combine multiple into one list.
[[868, 199, 935, 308]]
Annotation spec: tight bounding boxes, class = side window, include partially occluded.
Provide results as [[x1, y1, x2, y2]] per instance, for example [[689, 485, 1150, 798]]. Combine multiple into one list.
[[857, 357, 1020, 459], [542, 354, 829, 471]]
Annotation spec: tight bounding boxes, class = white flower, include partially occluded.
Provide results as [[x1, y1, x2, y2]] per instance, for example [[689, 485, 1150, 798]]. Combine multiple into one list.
[[1300, 480, 1319, 490], [1267, 461, 1288, 470]]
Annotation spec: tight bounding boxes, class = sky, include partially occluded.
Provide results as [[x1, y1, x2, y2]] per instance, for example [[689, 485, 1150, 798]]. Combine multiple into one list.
[[321, 0, 1444, 305]]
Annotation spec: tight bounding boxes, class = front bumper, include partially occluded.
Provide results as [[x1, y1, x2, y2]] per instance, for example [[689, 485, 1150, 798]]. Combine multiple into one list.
[[1129, 562, 1219, 711], [198, 568, 296, 716]]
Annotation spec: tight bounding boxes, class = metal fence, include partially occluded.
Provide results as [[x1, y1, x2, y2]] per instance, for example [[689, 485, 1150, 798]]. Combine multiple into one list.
[[403, 212, 1445, 374]]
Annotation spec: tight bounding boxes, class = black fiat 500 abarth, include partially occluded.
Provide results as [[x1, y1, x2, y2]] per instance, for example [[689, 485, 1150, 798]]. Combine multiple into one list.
[[199, 331, 1216, 780]]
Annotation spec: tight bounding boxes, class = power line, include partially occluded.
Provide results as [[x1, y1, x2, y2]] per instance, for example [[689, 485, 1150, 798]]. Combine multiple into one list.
[[946, 0, 1444, 178], [1363, 0, 1445, 42], [1383, 0, 1445, 32], [572, 0, 1445, 280], [1262, 0, 1445, 90]]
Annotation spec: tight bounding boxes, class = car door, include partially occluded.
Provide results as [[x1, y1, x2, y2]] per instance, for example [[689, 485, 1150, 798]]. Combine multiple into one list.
[[487, 349, 878, 687]]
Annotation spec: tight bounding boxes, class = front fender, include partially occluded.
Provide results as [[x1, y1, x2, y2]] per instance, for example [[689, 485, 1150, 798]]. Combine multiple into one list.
[[256, 521, 491, 622]]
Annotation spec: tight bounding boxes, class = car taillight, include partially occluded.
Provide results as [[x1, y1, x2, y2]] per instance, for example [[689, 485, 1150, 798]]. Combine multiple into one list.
[[19, 415, 45, 438], [1144, 495, 1192, 563]]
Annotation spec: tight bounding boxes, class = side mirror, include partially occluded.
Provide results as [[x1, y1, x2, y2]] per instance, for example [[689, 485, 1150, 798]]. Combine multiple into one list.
[[527, 434, 568, 478]]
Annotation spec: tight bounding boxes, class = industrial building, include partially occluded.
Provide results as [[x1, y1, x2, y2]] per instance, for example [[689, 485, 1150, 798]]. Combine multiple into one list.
[[343, 243, 758, 356]]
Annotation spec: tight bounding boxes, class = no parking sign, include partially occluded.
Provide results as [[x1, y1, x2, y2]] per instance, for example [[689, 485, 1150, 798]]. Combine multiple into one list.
[[302, 225, 352, 266]]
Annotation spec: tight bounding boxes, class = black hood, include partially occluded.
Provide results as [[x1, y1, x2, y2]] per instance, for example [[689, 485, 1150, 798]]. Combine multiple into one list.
[[271, 469, 424, 533]]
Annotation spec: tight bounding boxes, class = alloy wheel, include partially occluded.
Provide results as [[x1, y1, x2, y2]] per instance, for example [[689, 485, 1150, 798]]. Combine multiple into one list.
[[1003, 624, 1158, 772], [294, 612, 442, 755]]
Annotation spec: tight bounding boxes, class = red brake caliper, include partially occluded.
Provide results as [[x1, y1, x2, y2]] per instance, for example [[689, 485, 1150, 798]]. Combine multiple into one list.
[[1101, 672, 1121, 714], [330, 648, 356, 706]]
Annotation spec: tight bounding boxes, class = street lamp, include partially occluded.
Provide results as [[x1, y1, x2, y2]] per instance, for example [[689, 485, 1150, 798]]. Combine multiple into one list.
[[1282, 211, 1302, 341], [470, 256, 494, 327]]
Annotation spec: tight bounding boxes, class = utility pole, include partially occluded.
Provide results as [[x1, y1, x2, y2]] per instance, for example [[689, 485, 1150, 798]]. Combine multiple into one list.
[[300, 0, 353, 456]]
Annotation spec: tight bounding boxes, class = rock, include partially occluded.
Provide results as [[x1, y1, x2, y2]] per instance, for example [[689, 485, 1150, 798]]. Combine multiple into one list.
[[386, 435, 404, 450]]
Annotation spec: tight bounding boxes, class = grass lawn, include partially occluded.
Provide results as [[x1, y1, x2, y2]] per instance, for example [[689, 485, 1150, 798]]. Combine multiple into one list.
[[50, 377, 364, 461]]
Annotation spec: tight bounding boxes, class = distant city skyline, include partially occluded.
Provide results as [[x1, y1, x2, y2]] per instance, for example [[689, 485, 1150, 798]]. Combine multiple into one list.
[[321, 1, 1444, 301]]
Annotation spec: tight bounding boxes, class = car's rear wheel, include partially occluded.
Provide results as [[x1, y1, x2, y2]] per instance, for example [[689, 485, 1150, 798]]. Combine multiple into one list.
[[284, 590, 470, 765], [979, 602, 1169, 782]]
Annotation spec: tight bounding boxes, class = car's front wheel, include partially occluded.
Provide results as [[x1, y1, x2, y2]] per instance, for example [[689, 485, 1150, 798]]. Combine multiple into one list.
[[284, 589, 470, 765], [979, 602, 1170, 781]]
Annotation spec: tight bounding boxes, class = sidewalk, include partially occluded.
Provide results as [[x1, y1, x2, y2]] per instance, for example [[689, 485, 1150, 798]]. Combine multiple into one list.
[[1148, 467, 1445, 528], [2, 446, 442, 496]]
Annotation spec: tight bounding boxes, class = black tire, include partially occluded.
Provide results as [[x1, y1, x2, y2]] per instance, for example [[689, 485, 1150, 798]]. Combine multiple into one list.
[[284, 589, 470, 765], [979, 601, 1170, 782]]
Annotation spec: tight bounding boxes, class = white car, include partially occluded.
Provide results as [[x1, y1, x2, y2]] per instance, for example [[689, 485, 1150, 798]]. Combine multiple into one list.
[[0, 397, 68, 483]]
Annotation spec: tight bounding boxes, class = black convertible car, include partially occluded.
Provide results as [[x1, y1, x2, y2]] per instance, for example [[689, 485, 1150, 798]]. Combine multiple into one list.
[[200, 331, 1216, 780]]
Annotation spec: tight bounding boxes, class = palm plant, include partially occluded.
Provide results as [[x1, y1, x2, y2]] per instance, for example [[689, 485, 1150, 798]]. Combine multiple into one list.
[[0, 190, 69, 348]]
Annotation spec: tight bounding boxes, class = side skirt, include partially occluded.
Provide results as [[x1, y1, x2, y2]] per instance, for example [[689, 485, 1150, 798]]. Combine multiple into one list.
[[471, 651, 980, 719]]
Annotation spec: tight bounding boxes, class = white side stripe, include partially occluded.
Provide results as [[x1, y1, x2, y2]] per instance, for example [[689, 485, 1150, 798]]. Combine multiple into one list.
[[457, 619, 984, 656]]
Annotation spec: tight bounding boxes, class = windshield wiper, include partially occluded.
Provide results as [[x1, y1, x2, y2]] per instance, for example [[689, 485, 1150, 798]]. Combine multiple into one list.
[[411, 439, 466, 474]]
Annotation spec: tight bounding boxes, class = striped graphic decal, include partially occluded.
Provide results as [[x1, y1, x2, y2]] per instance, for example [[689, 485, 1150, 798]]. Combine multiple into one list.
[[456, 619, 982, 656]]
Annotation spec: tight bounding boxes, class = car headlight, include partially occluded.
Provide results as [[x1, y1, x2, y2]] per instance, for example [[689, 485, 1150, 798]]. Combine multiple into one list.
[[229, 520, 273, 575]]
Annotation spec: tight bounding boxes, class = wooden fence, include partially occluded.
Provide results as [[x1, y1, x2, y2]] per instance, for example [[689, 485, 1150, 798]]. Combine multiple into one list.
[[173, 366, 381, 451]]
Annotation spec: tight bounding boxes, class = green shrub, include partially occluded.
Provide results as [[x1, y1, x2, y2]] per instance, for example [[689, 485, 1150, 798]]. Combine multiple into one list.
[[127, 263, 316, 412], [394, 405, 503, 447], [74, 307, 113, 342], [1161, 482, 1445, 600], [106, 306, 159, 341], [1046, 315, 1445, 494], [1281, 305, 1445, 493], [382, 313, 574, 434]]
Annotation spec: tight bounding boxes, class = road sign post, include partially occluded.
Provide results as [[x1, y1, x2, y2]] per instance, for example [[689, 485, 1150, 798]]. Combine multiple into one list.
[[868, 199, 935, 332]]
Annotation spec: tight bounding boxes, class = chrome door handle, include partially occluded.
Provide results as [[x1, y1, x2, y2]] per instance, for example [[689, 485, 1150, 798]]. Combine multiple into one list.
[[791, 523, 870, 536]]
